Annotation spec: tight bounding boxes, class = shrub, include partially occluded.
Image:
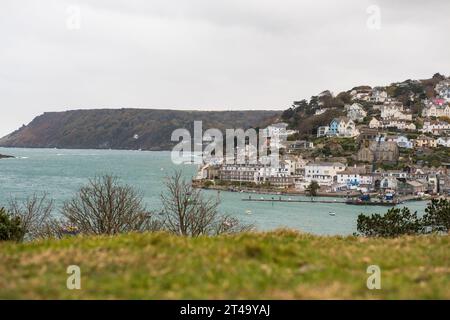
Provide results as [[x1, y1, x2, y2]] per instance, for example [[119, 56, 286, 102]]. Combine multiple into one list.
[[0, 208, 24, 242], [357, 199, 450, 237], [357, 207, 422, 237], [61, 175, 160, 235], [422, 199, 450, 233], [160, 171, 253, 236], [8, 193, 53, 241]]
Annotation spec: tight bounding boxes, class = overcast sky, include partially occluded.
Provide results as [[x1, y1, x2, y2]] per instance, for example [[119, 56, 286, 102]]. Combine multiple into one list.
[[1, 0, 449, 137]]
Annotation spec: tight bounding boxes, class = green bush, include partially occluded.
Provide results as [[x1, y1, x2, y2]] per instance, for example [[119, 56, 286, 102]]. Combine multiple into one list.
[[0, 208, 24, 242], [357, 199, 450, 237], [422, 199, 450, 233], [357, 207, 422, 237]]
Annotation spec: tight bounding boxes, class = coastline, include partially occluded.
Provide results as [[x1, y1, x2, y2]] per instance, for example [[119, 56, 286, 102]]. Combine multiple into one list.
[[192, 183, 361, 198]]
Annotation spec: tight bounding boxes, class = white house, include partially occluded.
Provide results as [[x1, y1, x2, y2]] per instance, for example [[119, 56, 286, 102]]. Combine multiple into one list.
[[437, 137, 450, 147], [304, 162, 346, 186], [395, 136, 414, 149], [317, 126, 330, 138], [265, 122, 289, 137], [328, 117, 359, 137], [336, 166, 368, 189], [350, 87, 372, 101], [380, 177, 398, 190], [315, 109, 326, 116], [369, 117, 382, 129], [371, 88, 388, 103], [345, 103, 367, 122], [421, 121, 450, 135], [435, 79, 450, 102], [381, 102, 412, 121], [383, 120, 416, 131], [422, 99, 450, 118]]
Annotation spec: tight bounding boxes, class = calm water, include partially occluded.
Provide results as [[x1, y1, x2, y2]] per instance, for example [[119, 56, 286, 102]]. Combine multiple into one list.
[[0, 147, 428, 235]]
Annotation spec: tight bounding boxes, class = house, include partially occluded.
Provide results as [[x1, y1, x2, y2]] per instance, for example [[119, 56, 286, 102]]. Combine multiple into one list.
[[380, 102, 412, 120], [265, 122, 289, 137], [371, 88, 388, 103], [422, 99, 450, 118], [315, 109, 327, 116], [395, 136, 413, 149], [350, 87, 372, 101], [263, 122, 290, 149], [397, 180, 426, 195], [369, 117, 382, 129], [421, 121, 450, 135], [328, 117, 359, 137], [219, 164, 260, 183], [286, 140, 314, 153], [358, 128, 379, 143], [414, 135, 437, 148], [317, 126, 330, 138], [437, 137, 450, 147], [379, 176, 398, 190], [435, 79, 450, 102], [345, 103, 367, 122], [382, 120, 416, 131], [336, 166, 368, 189], [357, 141, 399, 163], [304, 162, 346, 186]]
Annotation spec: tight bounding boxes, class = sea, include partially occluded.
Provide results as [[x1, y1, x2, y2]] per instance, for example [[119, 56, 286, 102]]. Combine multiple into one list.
[[0, 147, 429, 235]]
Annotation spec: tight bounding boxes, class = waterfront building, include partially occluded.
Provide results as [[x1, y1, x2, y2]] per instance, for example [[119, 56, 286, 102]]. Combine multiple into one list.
[[304, 162, 346, 186]]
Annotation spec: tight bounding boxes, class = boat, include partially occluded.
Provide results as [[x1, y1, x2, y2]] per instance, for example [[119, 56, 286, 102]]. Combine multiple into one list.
[[245, 210, 252, 215], [329, 212, 336, 216]]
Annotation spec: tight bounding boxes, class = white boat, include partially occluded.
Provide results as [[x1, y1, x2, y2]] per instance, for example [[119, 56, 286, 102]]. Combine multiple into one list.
[[329, 212, 336, 216]]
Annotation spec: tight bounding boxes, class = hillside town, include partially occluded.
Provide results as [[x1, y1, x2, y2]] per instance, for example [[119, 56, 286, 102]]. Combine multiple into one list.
[[194, 74, 450, 200]]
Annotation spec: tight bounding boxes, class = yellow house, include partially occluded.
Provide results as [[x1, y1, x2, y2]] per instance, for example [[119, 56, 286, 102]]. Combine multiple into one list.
[[414, 135, 437, 148]]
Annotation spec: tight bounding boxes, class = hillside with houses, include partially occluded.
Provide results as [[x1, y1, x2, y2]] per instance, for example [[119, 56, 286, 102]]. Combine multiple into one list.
[[196, 73, 450, 200]]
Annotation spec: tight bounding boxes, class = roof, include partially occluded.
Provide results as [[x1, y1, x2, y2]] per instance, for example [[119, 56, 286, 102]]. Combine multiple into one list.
[[331, 117, 351, 124], [406, 181, 424, 187], [307, 162, 346, 167]]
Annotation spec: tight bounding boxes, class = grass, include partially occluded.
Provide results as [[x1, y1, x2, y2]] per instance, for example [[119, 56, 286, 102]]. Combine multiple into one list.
[[0, 230, 448, 299]]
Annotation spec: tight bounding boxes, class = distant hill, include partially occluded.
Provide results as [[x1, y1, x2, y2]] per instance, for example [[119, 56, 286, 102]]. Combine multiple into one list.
[[0, 109, 281, 150]]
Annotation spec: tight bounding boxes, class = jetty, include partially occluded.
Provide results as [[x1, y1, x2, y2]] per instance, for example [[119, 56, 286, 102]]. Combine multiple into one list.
[[242, 195, 426, 206], [242, 197, 345, 204]]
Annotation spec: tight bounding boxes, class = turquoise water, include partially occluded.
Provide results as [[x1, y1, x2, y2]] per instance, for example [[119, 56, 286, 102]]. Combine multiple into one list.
[[0, 147, 428, 235]]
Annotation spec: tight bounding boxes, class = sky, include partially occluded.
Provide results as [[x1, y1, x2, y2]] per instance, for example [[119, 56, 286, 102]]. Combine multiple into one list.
[[1, 0, 449, 137]]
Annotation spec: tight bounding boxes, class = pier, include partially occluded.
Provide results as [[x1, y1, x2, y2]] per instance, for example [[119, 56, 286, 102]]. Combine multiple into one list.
[[242, 195, 428, 206], [242, 197, 346, 204]]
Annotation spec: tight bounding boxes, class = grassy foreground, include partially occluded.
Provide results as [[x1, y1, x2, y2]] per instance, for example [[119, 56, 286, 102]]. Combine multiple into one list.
[[0, 230, 448, 299]]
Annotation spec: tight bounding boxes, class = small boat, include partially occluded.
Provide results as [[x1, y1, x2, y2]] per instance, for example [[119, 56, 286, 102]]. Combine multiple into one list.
[[329, 212, 336, 216], [246, 210, 252, 215]]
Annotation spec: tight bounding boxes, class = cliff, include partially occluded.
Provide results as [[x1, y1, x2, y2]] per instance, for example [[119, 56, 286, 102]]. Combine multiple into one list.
[[0, 109, 280, 150]]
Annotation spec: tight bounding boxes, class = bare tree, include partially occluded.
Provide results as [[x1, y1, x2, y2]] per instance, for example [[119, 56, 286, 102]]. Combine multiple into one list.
[[161, 171, 253, 236], [8, 193, 54, 241], [61, 175, 160, 235]]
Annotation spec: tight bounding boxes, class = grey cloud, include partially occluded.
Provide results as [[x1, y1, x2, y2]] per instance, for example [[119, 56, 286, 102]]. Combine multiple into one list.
[[0, 0, 449, 136]]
